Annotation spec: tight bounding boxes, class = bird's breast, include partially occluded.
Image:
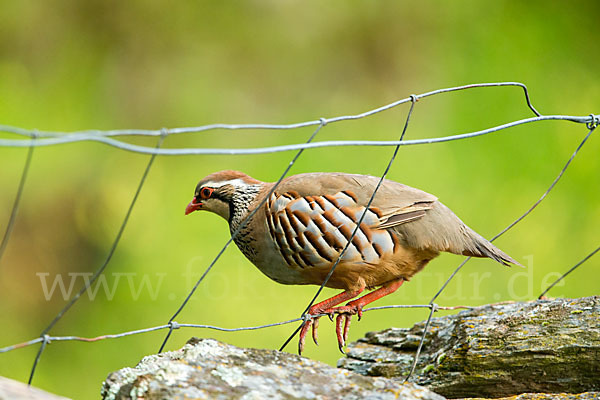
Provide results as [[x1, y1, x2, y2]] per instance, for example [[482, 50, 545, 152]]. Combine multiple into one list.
[[230, 201, 310, 285]]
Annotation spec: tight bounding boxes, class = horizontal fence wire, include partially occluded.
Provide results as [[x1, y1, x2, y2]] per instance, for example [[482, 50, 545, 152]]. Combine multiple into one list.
[[0, 304, 473, 354], [0, 82, 597, 388], [0, 115, 596, 155]]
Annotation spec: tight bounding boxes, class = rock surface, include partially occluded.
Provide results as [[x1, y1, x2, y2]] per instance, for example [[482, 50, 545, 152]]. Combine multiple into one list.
[[338, 296, 600, 398], [493, 394, 600, 400], [101, 337, 444, 400], [0, 376, 72, 400]]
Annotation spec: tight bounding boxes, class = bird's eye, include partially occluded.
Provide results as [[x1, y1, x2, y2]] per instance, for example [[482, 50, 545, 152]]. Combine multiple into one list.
[[200, 187, 214, 200]]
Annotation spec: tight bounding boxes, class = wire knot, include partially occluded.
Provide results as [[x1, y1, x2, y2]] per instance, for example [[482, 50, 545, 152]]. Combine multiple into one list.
[[168, 321, 180, 330], [587, 114, 599, 130], [301, 313, 313, 323], [409, 94, 419, 103], [160, 127, 170, 138], [42, 334, 51, 344], [319, 117, 328, 127]]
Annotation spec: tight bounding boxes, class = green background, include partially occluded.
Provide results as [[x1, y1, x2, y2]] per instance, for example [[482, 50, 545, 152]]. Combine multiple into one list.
[[0, 2, 598, 398]]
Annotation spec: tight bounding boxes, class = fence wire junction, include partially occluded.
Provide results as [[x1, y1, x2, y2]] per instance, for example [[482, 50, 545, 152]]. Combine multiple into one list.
[[0, 82, 598, 388]]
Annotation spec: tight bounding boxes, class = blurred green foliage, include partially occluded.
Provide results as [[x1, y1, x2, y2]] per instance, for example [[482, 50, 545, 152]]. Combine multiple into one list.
[[0, 1, 598, 398]]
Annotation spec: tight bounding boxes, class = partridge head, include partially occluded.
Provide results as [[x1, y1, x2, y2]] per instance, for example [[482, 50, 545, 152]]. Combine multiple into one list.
[[185, 170, 521, 354]]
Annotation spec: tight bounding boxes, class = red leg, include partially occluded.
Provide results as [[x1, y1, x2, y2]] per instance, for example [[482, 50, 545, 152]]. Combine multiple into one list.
[[298, 288, 363, 354], [333, 279, 404, 352]]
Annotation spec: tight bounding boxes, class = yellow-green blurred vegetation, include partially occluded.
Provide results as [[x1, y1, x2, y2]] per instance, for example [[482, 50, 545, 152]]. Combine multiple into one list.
[[0, 1, 598, 398]]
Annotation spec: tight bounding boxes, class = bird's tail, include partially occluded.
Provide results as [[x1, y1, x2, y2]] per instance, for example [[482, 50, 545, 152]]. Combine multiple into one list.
[[396, 201, 523, 267], [464, 227, 523, 267]]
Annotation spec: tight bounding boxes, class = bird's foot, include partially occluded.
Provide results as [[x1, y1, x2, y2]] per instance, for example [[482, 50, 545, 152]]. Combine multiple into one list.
[[298, 303, 364, 355], [297, 281, 403, 355], [297, 288, 365, 355], [331, 304, 363, 353]]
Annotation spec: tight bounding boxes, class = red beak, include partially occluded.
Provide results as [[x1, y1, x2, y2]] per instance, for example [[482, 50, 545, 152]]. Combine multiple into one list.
[[185, 198, 202, 215]]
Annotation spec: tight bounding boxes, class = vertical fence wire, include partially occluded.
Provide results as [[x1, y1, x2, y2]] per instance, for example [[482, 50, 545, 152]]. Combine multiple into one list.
[[27, 133, 167, 384], [402, 123, 597, 381], [0, 133, 36, 265], [279, 95, 418, 352]]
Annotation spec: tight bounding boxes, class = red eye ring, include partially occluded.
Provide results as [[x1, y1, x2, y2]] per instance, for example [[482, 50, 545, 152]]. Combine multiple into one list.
[[200, 187, 214, 200]]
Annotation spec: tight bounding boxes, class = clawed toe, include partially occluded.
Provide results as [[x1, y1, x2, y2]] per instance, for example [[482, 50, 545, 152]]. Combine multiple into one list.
[[312, 317, 320, 345], [335, 313, 353, 353], [334, 305, 361, 352], [298, 312, 325, 355], [298, 317, 313, 355]]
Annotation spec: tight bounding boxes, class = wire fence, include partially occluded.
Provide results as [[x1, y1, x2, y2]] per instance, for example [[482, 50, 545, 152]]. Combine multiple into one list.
[[0, 82, 598, 389]]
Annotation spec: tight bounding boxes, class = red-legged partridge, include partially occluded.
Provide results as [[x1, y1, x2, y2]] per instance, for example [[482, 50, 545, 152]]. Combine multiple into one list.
[[185, 170, 520, 354]]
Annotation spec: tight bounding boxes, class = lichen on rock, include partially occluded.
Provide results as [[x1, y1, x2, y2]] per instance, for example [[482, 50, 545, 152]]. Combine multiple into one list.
[[338, 296, 600, 398], [101, 337, 444, 400]]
